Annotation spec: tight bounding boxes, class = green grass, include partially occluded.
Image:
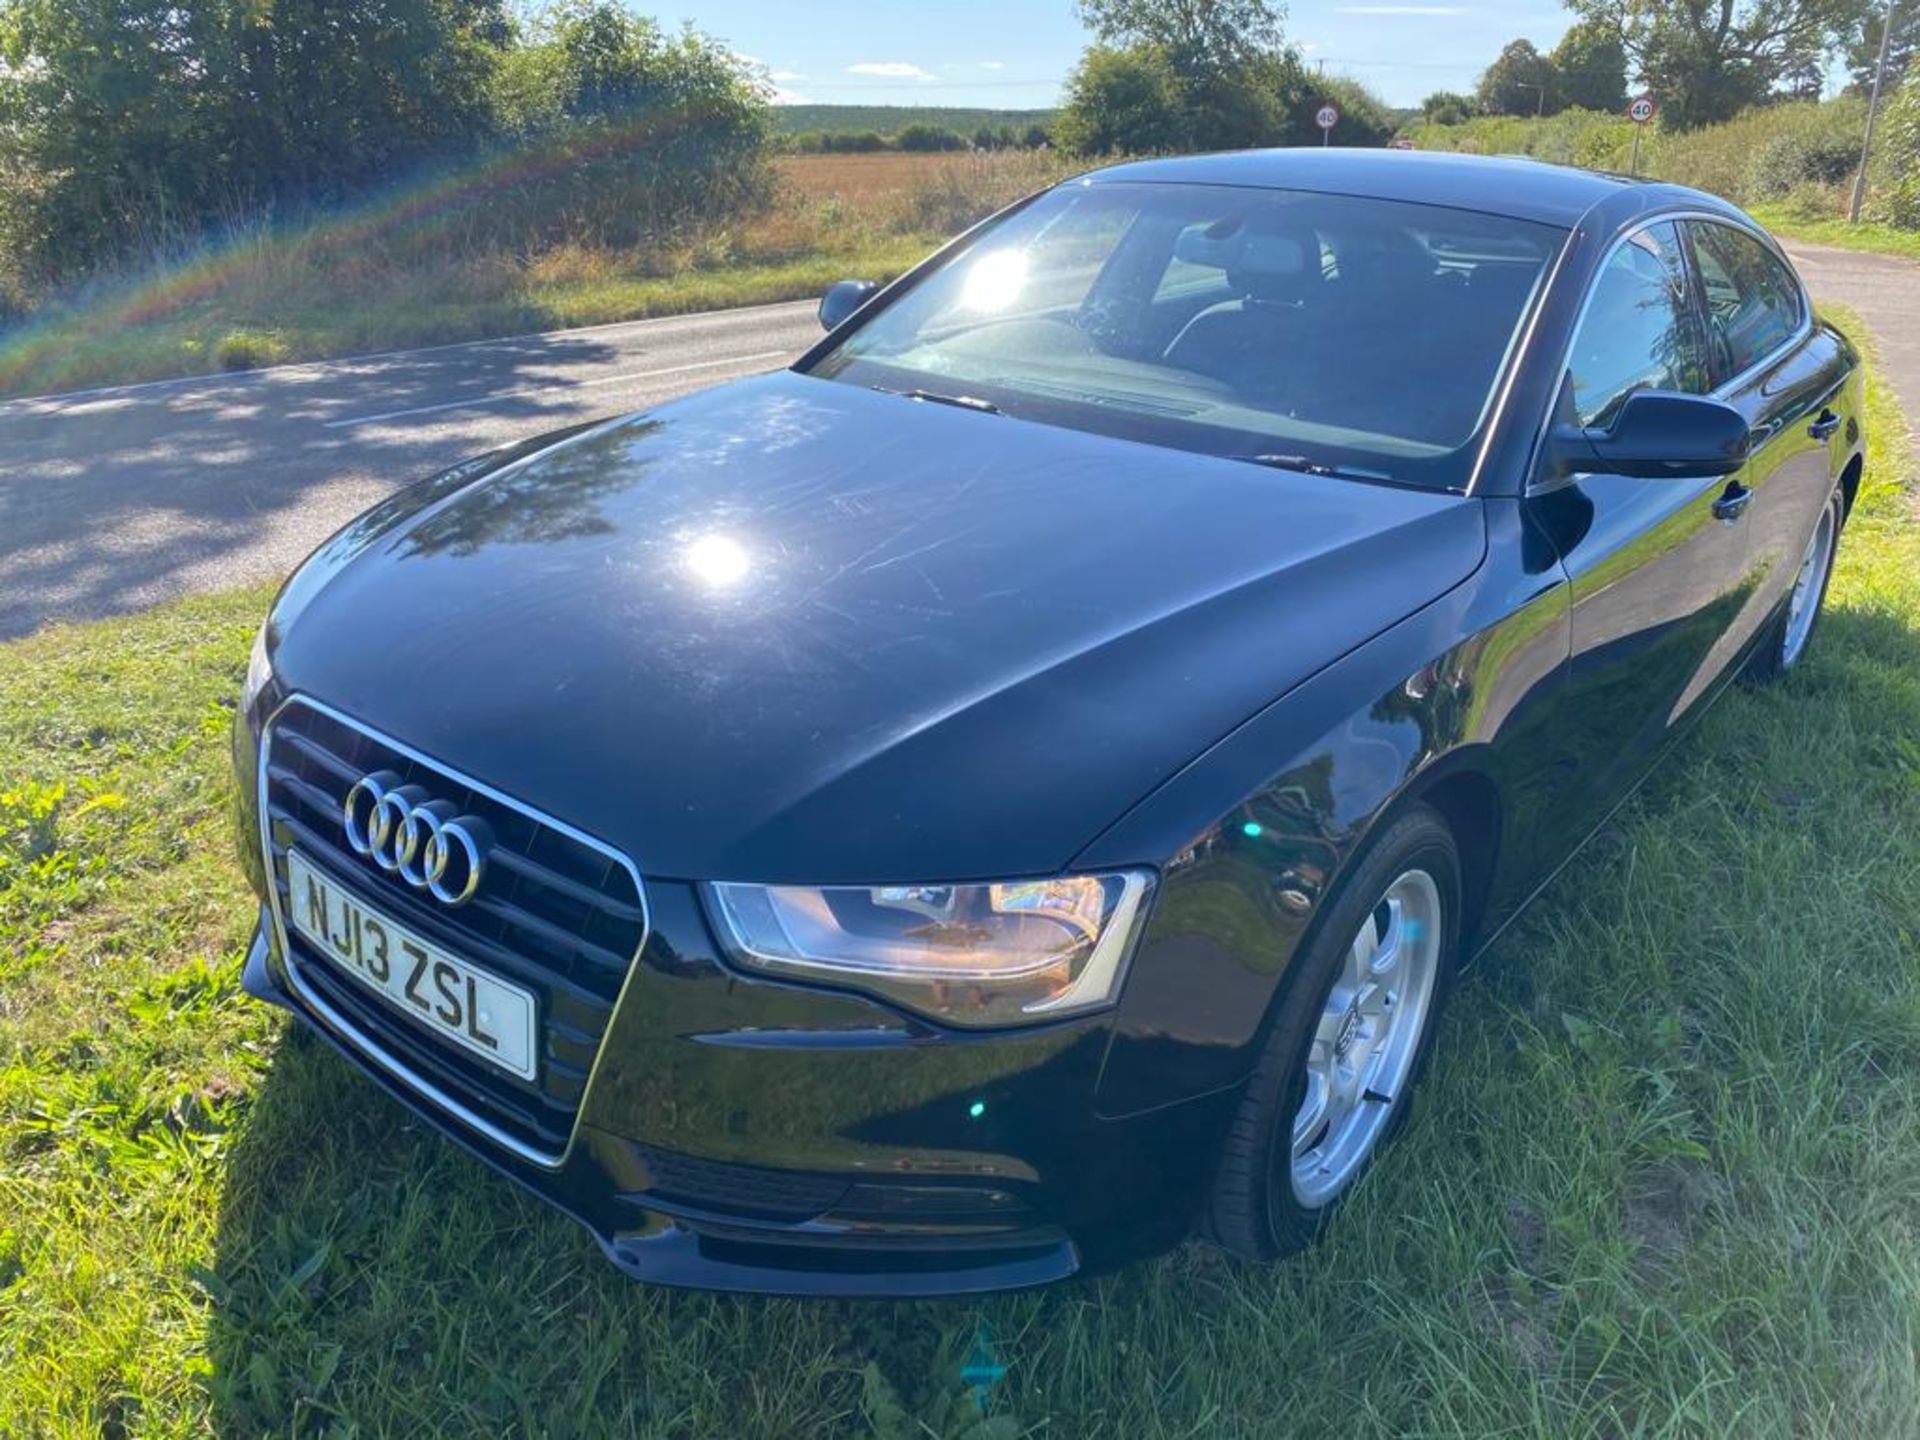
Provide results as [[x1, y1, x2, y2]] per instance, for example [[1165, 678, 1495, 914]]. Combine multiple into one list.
[[1745, 205, 1920, 263], [3, 338, 1919, 1436]]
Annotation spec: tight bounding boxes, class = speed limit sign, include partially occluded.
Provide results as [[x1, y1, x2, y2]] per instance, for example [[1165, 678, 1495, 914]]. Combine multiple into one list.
[[1315, 102, 1340, 145], [1626, 93, 1656, 174]]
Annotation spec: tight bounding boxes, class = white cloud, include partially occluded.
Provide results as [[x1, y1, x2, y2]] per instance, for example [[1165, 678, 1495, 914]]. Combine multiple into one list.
[[772, 88, 811, 105], [1335, 5, 1472, 12], [846, 61, 935, 79], [980, 61, 1006, 70], [770, 68, 803, 82]]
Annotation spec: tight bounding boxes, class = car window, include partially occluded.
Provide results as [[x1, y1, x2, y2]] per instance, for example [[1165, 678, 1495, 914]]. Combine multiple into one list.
[[1686, 221, 1804, 381], [805, 182, 1565, 490], [1567, 221, 1708, 429]]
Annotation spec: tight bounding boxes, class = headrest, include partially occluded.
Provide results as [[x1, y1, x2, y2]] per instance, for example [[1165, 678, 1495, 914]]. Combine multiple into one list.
[[1174, 220, 1307, 279]]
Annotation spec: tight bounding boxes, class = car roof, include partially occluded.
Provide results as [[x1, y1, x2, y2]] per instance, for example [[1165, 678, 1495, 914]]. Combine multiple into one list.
[[1080, 148, 1710, 230]]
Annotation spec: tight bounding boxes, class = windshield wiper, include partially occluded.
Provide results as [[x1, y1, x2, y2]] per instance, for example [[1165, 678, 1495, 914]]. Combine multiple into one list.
[[1242, 453, 1392, 482], [884, 386, 1003, 416]]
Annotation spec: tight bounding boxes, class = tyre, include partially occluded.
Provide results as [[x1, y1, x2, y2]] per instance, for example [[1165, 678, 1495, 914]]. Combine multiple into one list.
[[1208, 805, 1461, 1260], [1748, 487, 1843, 681]]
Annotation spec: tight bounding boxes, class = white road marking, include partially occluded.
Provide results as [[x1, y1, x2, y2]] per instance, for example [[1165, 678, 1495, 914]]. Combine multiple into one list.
[[319, 350, 790, 429]]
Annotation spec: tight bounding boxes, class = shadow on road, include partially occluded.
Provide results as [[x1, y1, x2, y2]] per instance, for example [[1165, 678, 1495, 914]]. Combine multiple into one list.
[[0, 332, 631, 639]]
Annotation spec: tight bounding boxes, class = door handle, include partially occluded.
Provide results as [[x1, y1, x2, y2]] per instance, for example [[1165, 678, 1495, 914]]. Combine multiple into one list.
[[1808, 410, 1841, 441], [1712, 483, 1754, 522]]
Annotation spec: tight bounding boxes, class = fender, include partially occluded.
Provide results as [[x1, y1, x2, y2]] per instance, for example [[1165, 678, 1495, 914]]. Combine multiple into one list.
[[1085, 498, 1575, 1118]]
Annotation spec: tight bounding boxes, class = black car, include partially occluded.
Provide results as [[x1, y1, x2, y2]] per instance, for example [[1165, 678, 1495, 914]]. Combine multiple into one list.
[[233, 149, 1863, 1296]]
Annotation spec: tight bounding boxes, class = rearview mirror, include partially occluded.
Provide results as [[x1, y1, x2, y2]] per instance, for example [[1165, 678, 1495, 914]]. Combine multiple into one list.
[[1545, 391, 1750, 481], [819, 279, 879, 332]]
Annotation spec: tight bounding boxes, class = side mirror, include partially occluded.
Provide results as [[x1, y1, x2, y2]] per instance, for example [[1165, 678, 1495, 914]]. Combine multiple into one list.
[[1546, 391, 1750, 481], [819, 279, 879, 332]]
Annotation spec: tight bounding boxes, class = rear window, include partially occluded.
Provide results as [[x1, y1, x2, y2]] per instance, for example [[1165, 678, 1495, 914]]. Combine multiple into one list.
[[804, 181, 1565, 490]]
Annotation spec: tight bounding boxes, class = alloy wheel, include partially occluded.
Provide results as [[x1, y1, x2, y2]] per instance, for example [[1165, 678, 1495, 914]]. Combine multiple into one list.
[[1781, 501, 1838, 669], [1290, 868, 1444, 1208]]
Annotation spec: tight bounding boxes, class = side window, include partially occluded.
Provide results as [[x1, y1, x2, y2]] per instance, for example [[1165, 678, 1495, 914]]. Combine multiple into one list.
[[1567, 221, 1707, 429], [1686, 221, 1804, 381]]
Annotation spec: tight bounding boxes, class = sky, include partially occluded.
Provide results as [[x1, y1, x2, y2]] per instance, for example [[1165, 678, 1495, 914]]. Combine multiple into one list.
[[675, 0, 1581, 111]]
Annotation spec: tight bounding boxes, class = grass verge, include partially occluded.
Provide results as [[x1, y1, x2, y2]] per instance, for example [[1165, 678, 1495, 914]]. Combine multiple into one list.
[[2, 323, 1917, 1435], [1746, 205, 1920, 264], [0, 151, 1067, 401]]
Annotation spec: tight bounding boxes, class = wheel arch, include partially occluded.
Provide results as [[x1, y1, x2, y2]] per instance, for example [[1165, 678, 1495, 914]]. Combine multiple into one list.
[[1392, 759, 1504, 953], [1839, 449, 1864, 522]]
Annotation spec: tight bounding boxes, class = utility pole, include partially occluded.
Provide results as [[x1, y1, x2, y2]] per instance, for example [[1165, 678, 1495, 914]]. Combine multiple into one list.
[[1849, 0, 1900, 222]]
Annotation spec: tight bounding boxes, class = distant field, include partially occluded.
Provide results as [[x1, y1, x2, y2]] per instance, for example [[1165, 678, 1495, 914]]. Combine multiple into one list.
[[772, 104, 1056, 136]]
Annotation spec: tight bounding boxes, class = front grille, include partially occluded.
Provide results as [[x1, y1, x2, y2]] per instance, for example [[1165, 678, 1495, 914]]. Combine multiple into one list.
[[260, 696, 648, 1163]]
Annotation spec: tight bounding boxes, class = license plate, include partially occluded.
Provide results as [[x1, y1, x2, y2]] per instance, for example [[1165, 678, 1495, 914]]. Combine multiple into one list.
[[285, 849, 539, 1081]]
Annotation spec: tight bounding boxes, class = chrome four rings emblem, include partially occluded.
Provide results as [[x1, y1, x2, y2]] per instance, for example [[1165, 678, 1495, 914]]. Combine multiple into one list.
[[342, 770, 491, 906]]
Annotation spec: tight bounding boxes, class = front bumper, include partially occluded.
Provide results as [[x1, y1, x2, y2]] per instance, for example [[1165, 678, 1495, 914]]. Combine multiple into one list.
[[233, 690, 1236, 1296], [243, 903, 1225, 1297]]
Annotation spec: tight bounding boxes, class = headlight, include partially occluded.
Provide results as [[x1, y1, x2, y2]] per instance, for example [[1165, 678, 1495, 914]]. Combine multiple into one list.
[[705, 871, 1155, 1028], [241, 621, 274, 714]]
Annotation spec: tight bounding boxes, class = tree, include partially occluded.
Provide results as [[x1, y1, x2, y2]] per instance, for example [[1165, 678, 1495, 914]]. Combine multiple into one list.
[[0, 0, 508, 276], [1566, 0, 1865, 129], [895, 124, 969, 152], [1055, 44, 1188, 154], [1060, 0, 1335, 155], [1553, 19, 1630, 110], [1074, 0, 1286, 71], [487, 6, 770, 248], [1420, 90, 1479, 123], [1848, 1, 1919, 93], [1317, 74, 1399, 145], [1477, 38, 1560, 115]]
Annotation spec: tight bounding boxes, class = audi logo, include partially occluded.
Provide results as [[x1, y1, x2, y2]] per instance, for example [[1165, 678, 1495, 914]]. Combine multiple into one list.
[[342, 770, 490, 906]]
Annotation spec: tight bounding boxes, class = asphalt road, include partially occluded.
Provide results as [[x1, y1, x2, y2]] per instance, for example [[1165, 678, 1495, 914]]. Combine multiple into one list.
[[0, 300, 821, 639], [0, 241, 1914, 640]]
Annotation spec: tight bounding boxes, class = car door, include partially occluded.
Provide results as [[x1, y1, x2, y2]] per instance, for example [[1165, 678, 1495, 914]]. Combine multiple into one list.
[[1682, 218, 1850, 645], [1538, 219, 1756, 818]]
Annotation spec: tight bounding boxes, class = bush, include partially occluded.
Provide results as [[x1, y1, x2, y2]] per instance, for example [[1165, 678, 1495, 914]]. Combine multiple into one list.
[[214, 330, 290, 372], [1647, 99, 1863, 204], [0, 0, 504, 283], [1736, 99, 1869, 201], [486, 7, 772, 252], [1409, 97, 1883, 220], [1056, 45, 1187, 156], [1405, 108, 1634, 169], [894, 124, 969, 152], [1316, 75, 1397, 148], [1871, 71, 1920, 229]]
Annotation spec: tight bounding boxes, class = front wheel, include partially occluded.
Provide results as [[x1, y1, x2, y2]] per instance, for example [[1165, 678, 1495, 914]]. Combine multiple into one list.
[[1748, 488, 1843, 681], [1208, 806, 1460, 1260]]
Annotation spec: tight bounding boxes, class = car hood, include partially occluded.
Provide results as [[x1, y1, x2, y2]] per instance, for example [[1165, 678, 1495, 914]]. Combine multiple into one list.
[[273, 370, 1486, 883]]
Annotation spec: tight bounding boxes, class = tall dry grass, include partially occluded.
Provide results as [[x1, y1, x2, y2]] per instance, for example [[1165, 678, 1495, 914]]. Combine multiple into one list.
[[0, 148, 1073, 397]]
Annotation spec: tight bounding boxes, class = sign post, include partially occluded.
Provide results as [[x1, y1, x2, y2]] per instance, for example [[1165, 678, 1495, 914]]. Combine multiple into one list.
[[1315, 102, 1340, 147], [1626, 93, 1656, 175]]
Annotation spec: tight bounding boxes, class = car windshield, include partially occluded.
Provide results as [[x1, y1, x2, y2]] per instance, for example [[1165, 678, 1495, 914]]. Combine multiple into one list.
[[803, 181, 1565, 490]]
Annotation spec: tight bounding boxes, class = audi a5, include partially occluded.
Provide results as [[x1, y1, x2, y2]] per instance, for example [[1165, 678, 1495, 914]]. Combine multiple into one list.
[[233, 149, 1864, 1295]]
